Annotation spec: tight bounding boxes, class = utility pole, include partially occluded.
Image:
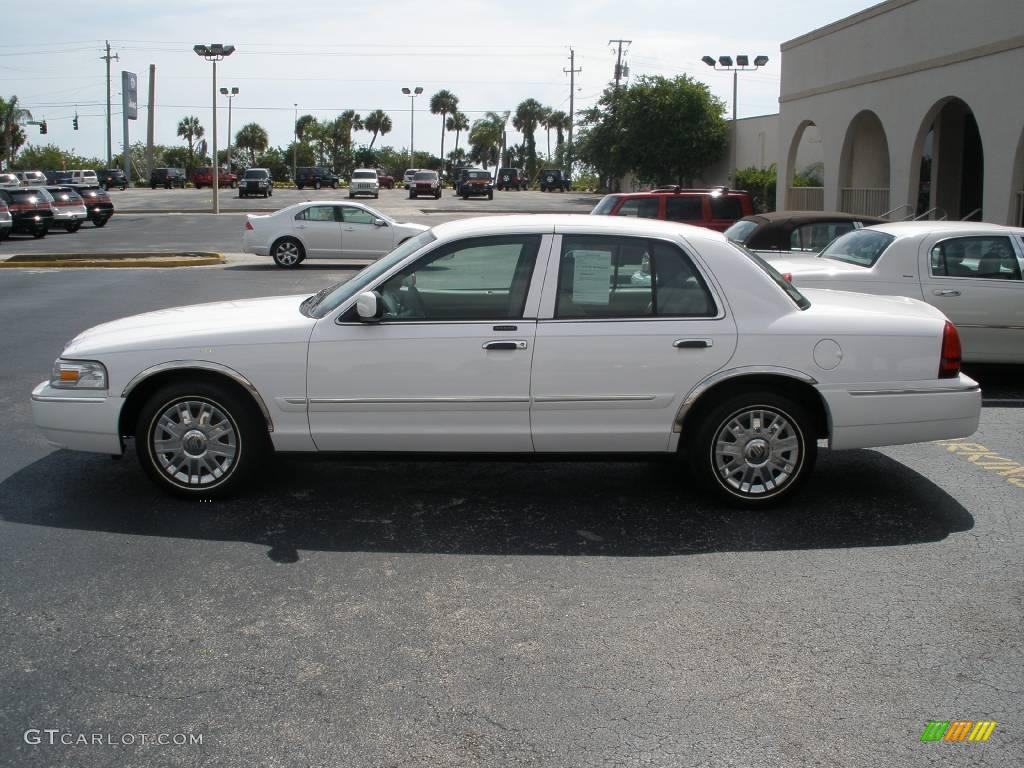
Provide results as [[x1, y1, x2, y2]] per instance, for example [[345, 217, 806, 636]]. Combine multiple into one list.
[[146, 64, 155, 181], [563, 48, 581, 175], [101, 41, 119, 166], [608, 39, 631, 90]]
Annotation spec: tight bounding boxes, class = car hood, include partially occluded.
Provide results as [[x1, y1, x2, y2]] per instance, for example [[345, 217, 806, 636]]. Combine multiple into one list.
[[64, 294, 317, 356], [760, 253, 870, 277]]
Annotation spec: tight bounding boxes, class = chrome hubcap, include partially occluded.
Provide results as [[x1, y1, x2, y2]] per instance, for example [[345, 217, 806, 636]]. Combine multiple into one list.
[[275, 243, 299, 265], [151, 399, 239, 488], [713, 407, 801, 497]]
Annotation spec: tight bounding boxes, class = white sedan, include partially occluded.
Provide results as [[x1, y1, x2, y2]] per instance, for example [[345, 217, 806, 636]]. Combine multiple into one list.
[[763, 221, 1024, 363], [32, 215, 980, 507], [242, 200, 427, 267]]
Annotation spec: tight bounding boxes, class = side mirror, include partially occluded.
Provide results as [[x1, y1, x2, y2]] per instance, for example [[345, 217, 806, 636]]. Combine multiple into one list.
[[373, 217, 386, 227], [355, 291, 384, 322]]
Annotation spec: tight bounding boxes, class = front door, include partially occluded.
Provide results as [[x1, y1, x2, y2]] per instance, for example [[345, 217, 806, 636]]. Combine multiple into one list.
[[531, 233, 737, 452], [306, 234, 547, 451], [921, 233, 1024, 362], [339, 205, 392, 258], [292, 204, 342, 258]]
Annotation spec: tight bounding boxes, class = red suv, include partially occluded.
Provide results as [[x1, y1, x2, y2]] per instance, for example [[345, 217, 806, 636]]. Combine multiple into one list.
[[591, 186, 754, 232], [191, 167, 237, 189]]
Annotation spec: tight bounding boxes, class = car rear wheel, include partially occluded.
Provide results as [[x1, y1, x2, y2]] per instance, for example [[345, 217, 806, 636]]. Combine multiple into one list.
[[271, 237, 304, 268], [32, 226, 47, 239], [64, 221, 82, 233], [331, 181, 338, 189], [297, 184, 304, 190], [135, 379, 266, 498], [314, 180, 321, 190], [92, 218, 108, 228], [688, 391, 816, 508], [487, 190, 493, 200], [230, 181, 237, 189]]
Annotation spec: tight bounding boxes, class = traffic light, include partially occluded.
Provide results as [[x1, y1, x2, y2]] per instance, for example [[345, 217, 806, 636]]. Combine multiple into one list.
[[39, 121, 47, 135], [73, 115, 79, 130]]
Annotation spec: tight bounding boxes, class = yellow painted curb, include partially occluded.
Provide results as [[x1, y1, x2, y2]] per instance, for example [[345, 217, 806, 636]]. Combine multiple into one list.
[[0, 253, 225, 269]]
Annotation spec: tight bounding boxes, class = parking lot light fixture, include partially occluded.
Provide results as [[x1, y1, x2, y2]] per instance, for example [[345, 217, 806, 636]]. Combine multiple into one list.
[[220, 86, 239, 177], [194, 43, 235, 213], [401, 86, 423, 167], [700, 53, 769, 188]]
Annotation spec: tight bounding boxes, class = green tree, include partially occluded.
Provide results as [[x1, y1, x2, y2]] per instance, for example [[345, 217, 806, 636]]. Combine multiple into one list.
[[735, 164, 777, 213], [446, 111, 469, 161], [175, 115, 204, 176], [548, 110, 571, 148], [364, 110, 392, 149], [539, 105, 555, 160], [469, 112, 507, 170], [254, 147, 291, 181], [0, 95, 32, 168], [235, 122, 269, 166], [295, 114, 317, 142], [429, 90, 458, 175], [512, 98, 546, 179], [15, 144, 101, 172]]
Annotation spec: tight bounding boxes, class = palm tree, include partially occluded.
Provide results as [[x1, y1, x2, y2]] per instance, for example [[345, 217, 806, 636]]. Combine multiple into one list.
[[295, 114, 318, 142], [539, 105, 554, 160], [447, 111, 470, 159], [176, 115, 204, 176], [430, 90, 459, 174], [549, 110, 571, 147], [0, 96, 32, 167], [339, 110, 363, 145], [364, 109, 392, 149], [469, 111, 508, 170], [234, 122, 269, 166], [512, 98, 546, 179]]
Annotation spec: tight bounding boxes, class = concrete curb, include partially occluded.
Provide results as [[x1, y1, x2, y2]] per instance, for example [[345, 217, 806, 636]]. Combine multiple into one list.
[[0, 252, 225, 269]]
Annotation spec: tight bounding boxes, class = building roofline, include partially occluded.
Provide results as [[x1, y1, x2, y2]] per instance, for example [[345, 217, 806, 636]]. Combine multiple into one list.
[[781, 0, 917, 51]]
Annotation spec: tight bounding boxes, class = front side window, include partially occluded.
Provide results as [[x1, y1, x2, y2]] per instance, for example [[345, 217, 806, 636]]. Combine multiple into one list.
[[930, 236, 1022, 280], [352, 171, 376, 179], [376, 235, 541, 321], [591, 195, 619, 215], [555, 236, 716, 319], [790, 221, 855, 252], [295, 205, 338, 222], [616, 198, 660, 219], [820, 229, 895, 267], [341, 206, 376, 225]]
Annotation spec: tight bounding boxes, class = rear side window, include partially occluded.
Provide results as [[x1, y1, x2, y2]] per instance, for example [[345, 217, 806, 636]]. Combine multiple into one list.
[[930, 236, 1022, 280], [820, 229, 895, 267], [616, 198, 660, 219], [709, 196, 743, 220], [555, 235, 716, 319], [295, 205, 338, 222], [665, 196, 703, 222], [790, 221, 855, 252]]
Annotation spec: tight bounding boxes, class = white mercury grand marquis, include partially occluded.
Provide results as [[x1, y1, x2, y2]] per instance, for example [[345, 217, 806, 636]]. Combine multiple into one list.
[[31, 215, 982, 506]]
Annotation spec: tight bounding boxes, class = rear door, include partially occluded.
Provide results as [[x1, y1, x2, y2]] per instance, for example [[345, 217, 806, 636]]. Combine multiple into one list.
[[531, 231, 737, 452], [292, 205, 342, 258]]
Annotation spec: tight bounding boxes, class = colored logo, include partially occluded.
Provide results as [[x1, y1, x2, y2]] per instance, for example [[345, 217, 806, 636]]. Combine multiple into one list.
[[921, 721, 997, 742]]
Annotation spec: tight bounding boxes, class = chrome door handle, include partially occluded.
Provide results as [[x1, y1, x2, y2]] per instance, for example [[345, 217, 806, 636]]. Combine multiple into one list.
[[294, 224, 306, 229], [482, 339, 528, 350], [673, 338, 713, 349], [933, 289, 961, 297], [343, 227, 355, 231]]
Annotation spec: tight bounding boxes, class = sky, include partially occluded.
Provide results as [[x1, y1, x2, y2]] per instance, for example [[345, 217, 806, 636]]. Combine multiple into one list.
[[3, 0, 876, 164]]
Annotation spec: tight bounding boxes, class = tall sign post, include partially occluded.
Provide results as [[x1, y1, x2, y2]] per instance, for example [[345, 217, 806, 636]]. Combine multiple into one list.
[[121, 71, 138, 182]]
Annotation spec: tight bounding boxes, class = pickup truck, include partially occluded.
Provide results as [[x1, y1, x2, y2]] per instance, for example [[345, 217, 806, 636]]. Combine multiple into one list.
[[191, 167, 237, 189]]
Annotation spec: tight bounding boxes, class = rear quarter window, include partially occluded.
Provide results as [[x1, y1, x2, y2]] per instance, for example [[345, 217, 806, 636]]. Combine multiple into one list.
[[709, 196, 743, 220]]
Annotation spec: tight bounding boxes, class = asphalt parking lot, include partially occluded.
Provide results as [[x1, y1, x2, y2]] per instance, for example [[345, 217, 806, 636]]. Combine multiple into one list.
[[1, 203, 1022, 767]]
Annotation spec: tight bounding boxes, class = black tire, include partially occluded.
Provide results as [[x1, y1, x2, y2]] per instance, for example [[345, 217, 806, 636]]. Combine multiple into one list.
[[64, 221, 83, 233], [195, 184, 203, 190], [409, 192, 415, 199], [230, 181, 237, 189], [271, 237, 304, 268], [314, 180, 321, 190], [268, 189, 273, 196], [297, 184, 304, 190], [435, 191, 441, 199], [135, 378, 267, 498], [92, 217, 108, 228], [348, 193, 354, 199], [374, 193, 379, 199], [239, 192, 246, 198], [32, 226, 47, 239], [331, 181, 338, 190], [688, 391, 816, 508], [151, 184, 157, 190], [487, 190, 493, 200], [462, 193, 469, 200], [120, 185, 127, 191]]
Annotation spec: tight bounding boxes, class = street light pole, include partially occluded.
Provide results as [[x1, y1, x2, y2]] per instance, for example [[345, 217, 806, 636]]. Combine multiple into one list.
[[401, 86, 423, 167], [194, 43, 235, 214], [700, 54, 769, 188], [220, 86, 239, 176], [292, 103, 297, 184]]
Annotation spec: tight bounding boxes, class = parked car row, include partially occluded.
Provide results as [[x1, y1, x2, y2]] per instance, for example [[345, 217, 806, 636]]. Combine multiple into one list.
[[0, 184, 113, 240]]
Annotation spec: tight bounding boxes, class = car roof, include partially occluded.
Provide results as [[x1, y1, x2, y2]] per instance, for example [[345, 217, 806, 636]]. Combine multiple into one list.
[[865, 221, 1024, 237], [743, 211, 888, 225], [430, 214, 730, 243]]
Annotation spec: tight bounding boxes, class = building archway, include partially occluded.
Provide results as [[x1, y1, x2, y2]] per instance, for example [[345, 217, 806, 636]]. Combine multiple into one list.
[[838, 110, 891, 216], [784, 120, 824, 210], [1011, 127, 1024, 226], [910, 97, 984, 221]]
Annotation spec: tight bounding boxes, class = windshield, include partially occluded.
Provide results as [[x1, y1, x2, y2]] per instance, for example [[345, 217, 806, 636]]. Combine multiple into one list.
[[413, 172, 436, 180], [467, 171, 489, 179], [819, 229, 894, 267], [353, 171, 376, 179], [306, 230, 436, 319], [723, 219, 758, 243], [244, 170, 268, 179], [731, 242, 811, 310]]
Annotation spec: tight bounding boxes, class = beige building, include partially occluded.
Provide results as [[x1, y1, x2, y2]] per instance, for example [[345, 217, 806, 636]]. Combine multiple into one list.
[[775, 0, 1024, 225]]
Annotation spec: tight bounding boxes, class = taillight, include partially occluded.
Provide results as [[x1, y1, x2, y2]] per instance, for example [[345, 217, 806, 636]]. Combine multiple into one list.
[[781, 272, 793, 283], [939, 320, 961, 379], [245, 220, 254, 230]]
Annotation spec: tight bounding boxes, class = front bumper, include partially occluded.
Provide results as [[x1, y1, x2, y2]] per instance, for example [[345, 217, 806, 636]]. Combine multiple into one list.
[[31, 381, 124, 454], [821, 373, 981, 450], [351, 184, 379, 195]]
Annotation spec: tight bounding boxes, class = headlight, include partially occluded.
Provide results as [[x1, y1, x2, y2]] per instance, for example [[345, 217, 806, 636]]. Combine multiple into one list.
[[51, 359, 108, 390]]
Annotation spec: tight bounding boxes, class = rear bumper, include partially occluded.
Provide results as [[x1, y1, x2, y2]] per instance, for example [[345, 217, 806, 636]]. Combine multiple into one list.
[[31, 381, 124, 454], [821, 374, 981, 450], [52, 207, 88, 221]]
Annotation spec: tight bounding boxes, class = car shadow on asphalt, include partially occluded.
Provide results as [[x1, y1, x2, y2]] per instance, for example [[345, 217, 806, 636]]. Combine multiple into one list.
[[0, 448, 973, 563]]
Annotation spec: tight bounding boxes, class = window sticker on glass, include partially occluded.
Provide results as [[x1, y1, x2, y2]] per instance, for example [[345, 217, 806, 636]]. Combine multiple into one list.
[[570, 250, 612, 305]]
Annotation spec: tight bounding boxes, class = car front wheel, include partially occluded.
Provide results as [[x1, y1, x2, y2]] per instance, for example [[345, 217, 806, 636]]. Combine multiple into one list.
[[689, 392, 816, 508], [271, 237, 304, 268], [136, 380, 266, 498], [64, 221, 83, 233]]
